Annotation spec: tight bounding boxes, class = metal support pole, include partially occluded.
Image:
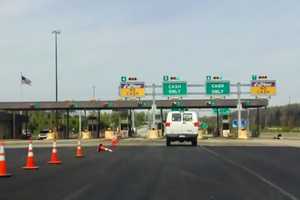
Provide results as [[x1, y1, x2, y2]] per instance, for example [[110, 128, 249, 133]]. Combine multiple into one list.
[[66, 110, 69, 139], [128, 109, 132, 137], [160, 108, 164, 135], [151, 83, 156, 129], [54, 32, 58, 104], [92, 117, 94, 138], [256, 108, 260, 137], [25, 111, 28, 134], [92, 85, 96, 100], [247, 108, 250, 134], [84, 110, 87, 130], [237, 82, 242, 135], [59, 111, 62, 138], [216, 108, 220, 137], [52, 30, 60, 134], [78, 110, 82, 138], [12, 111, 16, 139], [78, 110, 81, 135], [97, 110, 100, 138], [132, 110, 135, 135]]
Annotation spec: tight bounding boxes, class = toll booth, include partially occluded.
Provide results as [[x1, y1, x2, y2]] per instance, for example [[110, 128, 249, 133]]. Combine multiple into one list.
[[119, 120, 129, 138], [117, 109, 134, 137], [0, 112, 27, 139], [87, 115, 98, 138], [156, 114, 163, 129], [222, 114, 230, 137]]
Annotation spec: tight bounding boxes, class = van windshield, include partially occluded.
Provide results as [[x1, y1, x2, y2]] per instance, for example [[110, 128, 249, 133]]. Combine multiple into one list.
[[183, 113, 193, 122], [172, 113, 181, 122]]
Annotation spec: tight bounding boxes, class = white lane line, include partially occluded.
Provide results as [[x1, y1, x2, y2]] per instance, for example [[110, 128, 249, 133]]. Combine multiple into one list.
[[63, 184, 92, 200], [200, 146, 299, 200]]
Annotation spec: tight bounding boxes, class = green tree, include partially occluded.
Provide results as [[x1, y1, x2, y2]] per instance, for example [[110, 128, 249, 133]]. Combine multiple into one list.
[[110, 112, 120, 129], [135, 112, 146, 128]]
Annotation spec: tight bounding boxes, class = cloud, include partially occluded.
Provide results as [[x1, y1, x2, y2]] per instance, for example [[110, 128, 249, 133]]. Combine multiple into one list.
[[0, 0, 50, 18], [0, 0, 300, 105]]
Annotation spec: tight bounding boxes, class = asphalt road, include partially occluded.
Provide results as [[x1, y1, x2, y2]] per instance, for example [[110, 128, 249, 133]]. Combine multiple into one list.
[[1, 145, 300, 200]]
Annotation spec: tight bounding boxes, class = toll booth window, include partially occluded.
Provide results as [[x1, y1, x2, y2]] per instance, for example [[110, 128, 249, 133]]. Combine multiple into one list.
[[121, 124, 128, 130], [155, 114, 161, 121], [172, 113, 181, 122], [183, 113, 193, 122], [223, 123, 229, 130]]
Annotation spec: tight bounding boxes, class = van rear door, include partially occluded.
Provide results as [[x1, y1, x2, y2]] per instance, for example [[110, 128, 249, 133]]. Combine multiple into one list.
[[167, 112, 182, 134], [182, 112, 198, 134]]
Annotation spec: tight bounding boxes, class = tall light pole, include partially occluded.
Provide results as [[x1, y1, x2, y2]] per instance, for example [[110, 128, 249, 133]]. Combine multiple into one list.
[[92, 85, 96, 100], [52, 30, 61, 132]]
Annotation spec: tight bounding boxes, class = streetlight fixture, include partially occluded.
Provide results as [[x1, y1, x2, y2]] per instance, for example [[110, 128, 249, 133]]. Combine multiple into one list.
[[52, 30, 61, 133]]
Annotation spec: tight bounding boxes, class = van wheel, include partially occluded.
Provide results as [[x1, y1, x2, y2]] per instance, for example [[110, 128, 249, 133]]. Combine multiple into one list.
[[192, 138, 197, 146], [166, 137, 171, 146]]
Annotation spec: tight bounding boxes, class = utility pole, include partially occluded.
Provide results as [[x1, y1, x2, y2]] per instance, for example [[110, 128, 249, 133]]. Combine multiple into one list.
[[52, 30, 61, 132], [92, 85, 96, 100]]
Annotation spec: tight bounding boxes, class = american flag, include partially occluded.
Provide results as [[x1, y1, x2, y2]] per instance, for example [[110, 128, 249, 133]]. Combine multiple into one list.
[[21, 75, 32, 86]]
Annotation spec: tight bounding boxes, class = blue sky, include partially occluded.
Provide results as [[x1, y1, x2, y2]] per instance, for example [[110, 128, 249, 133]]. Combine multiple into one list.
[[0, 0, 299, 105]]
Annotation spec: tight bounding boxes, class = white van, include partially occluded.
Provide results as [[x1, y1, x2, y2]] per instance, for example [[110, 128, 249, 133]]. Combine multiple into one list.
[[165, 111, 199, 146]]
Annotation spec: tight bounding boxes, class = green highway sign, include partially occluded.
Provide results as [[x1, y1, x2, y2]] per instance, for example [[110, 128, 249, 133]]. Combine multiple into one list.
[[163, 81, 187, 96], [171, 101, 187, 111], [200, 122, 208, 129], [206, 81, 230, 95], [212, 108, 230, 115]]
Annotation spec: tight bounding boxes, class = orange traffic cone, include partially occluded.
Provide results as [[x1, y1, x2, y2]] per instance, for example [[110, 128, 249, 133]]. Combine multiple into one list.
[[75, 140, 84, 158], [23, 140, 39, 170], [0, 141, 12, 177], [97, 144, 113, 152], [48, 140, 62, 164], [111, 136, 118, 148]]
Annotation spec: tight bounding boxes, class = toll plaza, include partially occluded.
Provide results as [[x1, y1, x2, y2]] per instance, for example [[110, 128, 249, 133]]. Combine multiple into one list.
[[0, 98, 268, 139], [0, 74, 275, 139]]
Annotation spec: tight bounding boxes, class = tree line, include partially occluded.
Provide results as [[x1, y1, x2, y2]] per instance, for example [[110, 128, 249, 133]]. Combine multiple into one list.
[[252, 103, 300, 131], [201, 103, 300, 133]]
